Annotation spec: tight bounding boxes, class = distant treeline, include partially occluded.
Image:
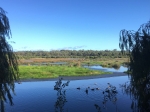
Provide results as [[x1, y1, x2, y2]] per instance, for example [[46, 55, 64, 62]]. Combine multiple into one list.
[[15, 49, 128, 59]]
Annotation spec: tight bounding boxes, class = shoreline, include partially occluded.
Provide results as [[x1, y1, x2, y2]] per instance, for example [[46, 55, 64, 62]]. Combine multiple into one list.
[[17, 72, 128, 82]]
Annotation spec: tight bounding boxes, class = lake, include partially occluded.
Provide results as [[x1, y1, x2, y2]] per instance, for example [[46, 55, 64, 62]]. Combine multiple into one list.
[[84, 65, 128, 72], [2, 65, 134, 112], [4, 75, 134, 112]]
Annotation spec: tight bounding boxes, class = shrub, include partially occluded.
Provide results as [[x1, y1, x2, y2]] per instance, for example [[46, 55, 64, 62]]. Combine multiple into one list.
[[73, 62, 81, 67], [112, 63, 120, 69]]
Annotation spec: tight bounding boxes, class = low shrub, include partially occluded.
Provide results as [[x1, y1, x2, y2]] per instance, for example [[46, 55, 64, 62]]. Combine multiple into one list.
[[112, 63, 120, 69]]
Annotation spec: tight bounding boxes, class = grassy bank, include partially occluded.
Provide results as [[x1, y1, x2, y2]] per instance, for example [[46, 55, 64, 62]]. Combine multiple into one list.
[[19, 65, 111, 79]]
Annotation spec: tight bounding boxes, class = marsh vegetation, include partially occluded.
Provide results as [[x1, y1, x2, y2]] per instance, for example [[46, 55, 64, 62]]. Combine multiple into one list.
[[19, 65, 110, 79], [16, 57, 128, 80]]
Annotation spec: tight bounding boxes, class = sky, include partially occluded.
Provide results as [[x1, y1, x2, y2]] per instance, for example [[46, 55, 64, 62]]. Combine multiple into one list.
[[1, 0, 150, 51]]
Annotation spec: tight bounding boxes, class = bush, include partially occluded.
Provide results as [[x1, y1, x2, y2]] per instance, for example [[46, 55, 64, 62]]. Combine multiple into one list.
[[73, 62, 81, 67], [112, 63, 120, 69]]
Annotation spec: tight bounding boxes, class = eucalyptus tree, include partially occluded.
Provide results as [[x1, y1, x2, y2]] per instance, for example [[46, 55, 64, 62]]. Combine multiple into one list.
[[0, 7, 19, 109], [119, 21, 150, 111]]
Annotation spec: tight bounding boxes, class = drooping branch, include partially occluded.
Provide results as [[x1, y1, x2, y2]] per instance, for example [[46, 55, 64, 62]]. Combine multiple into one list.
[[0, 7, 19, 107], [0, 7, 19, 83]]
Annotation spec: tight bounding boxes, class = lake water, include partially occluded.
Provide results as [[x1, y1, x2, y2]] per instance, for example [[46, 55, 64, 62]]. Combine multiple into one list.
[[5, 75, 133, 112], [84, 65, 128, 72]]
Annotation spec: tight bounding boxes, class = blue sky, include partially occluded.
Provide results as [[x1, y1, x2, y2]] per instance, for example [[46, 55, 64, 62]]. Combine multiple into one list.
[[1, 0, 150, 51]]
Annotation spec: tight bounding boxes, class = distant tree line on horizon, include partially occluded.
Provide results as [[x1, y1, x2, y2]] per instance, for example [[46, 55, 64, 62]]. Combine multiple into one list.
[[15, 49, 128, 59]]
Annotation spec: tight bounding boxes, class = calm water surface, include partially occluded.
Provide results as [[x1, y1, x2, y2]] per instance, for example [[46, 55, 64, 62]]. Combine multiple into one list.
[[5, 76, 132, 112], [84, 65, 128, 72]]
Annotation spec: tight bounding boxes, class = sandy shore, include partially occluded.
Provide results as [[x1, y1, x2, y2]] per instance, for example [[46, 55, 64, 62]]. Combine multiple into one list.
[[18, 72, 128, 82]]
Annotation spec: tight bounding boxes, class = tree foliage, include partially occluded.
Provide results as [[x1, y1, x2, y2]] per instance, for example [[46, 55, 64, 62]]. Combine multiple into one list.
[[16, 50, 128, 59], [119, 21, 150, 82], [0, 7, 19, 109], [119, 21, 150, 111]]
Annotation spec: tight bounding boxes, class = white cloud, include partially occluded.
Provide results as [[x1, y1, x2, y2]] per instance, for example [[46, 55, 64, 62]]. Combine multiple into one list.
[[59, 45, 87, 50]]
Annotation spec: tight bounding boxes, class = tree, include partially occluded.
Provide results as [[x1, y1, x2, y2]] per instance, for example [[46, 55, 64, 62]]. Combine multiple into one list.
[[119, 21, 150, 111], [0, 7, 19, 109], [119, 21, 150, 82]]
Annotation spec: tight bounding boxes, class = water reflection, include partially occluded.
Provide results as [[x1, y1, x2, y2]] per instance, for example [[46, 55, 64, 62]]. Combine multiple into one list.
[[120, 80, 150, 112], [54, 78, 70, 112], [72, 81, 121, 112], [94, 104, 101, 112], [4, 76, 143, 112], [84, 65, 128, 72], [1, 64, 149, 112], [0, 100, 4, 112], [86, 65, 150, 111], [102, 83, 118, 109], [0, 83, 15, 112], [93, 83, 119, 112]]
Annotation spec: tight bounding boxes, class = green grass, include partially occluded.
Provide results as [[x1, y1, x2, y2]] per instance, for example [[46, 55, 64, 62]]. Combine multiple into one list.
[[19, 65, 111, 79]]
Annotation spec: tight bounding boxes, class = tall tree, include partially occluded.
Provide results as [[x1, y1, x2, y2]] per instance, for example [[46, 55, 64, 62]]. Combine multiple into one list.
[[0, 7, 19, 108], [119, 21, 150, 111], [119, 21, 150, 82]]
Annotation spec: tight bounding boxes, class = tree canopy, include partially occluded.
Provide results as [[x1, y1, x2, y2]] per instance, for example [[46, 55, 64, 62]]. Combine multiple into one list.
[[119, 21, 150, 82], [0, 7, 19, 109], [119, 21, 150, 111], [15, 50, 128, 59]]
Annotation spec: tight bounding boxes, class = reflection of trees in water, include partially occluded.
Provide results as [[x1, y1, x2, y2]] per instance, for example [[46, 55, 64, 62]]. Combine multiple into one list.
[[97, 79, 150, 112], [102, 83, 118, 109], [93, 81, 150, 112], [94, 104, 101, 112], [94, 83, 119, 112], [0, 83, 15, 112], [120, 81, 150, 112], [0, 100, 4, 112], [54, 78, 70, 112]]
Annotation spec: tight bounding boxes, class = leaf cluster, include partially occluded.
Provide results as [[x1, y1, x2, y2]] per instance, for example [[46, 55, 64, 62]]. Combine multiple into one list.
[[0, 7, 19, 107], [119, 21, 150, 111]]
